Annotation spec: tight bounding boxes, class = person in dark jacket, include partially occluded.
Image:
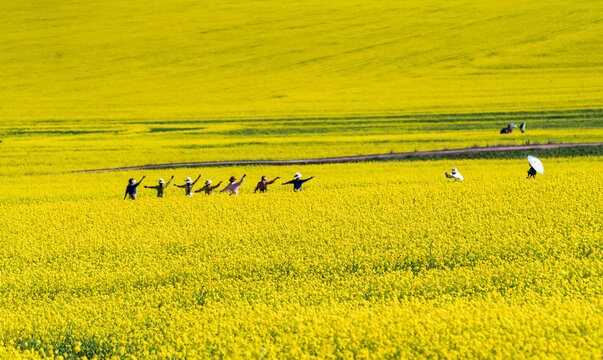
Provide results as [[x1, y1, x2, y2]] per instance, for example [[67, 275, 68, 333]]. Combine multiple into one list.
[[124, 176, 146, 200], [527, 166, 537, 178], [195, 179, 223, 195], [282, 172, 313, 192], [255, 176, 280, 193], [144, 176, 173, 197]]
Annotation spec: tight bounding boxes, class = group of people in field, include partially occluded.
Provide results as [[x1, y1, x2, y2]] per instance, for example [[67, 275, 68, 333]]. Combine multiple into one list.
[[125, 157, 541, 198], [124, 173, 314, 199]]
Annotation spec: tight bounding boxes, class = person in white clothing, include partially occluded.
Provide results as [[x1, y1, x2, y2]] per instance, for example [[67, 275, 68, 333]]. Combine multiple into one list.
[[445, 168, 464, 181]]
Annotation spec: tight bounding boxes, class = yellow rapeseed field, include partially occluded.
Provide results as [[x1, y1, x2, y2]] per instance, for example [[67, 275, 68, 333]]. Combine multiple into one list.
[[1, 0, 601, 358], [1, 0, 601, 120], [2, 111, 602, 176], [0, 158, 601, 359]]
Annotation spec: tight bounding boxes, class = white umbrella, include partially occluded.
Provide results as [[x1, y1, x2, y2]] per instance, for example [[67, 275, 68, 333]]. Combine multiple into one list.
[[508, 123, 518, 128], [527, 156, 544, 174]]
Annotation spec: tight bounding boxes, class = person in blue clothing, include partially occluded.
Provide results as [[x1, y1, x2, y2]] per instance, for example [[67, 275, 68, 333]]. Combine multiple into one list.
[[124, 176, 146, 200], [282, 172, 314, 192]]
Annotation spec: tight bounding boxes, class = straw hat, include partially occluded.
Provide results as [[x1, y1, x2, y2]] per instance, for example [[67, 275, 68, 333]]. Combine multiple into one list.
[[158, 179, 165, 184], [451, 168, 457, 173], [205, 179, 212, 185], [185, 177, 192, 184], [294, 172, 302, 179], [129, 178, 136, 184]]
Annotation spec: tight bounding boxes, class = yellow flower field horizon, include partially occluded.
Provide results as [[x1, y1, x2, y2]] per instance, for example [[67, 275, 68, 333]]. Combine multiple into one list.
[[1, 0, 602, 121]]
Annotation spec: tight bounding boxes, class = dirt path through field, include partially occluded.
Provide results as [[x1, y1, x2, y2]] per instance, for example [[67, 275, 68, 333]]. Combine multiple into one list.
[[74, 142, 602, 173]]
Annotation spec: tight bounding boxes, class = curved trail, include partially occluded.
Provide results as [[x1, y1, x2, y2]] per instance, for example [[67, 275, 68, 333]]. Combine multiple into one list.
[[75, 142, 602, 173]]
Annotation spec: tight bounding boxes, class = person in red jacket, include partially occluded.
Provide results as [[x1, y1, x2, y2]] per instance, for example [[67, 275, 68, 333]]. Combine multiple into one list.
[[254, 176, 280, 193]]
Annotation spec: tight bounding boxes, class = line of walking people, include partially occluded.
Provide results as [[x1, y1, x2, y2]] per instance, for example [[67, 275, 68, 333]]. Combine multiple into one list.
[[124, 172, 314, 200]]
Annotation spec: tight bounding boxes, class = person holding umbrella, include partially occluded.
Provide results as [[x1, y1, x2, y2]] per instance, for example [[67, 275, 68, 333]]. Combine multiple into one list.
[[221, 174, 246, 195], [195, 179, 223, 195], [445, 168, 464, 181], [254, 176, 280, 193], [527, 156, 544, 178], [144, 176, 173, 198], [174, 174, 202, 196], [124, 176, 146, 200], [282, 172, 313, 191]]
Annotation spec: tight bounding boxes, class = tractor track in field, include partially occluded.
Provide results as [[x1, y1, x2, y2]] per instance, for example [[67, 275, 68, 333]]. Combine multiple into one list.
[[74, 142, 602, 173]]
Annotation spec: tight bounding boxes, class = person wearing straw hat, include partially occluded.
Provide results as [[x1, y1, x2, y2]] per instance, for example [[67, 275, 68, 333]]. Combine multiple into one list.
[[124, 176, 146, 200], [144, 176, 173, 198], [221, 174, 246, 195], [445, 168, 464, 181], [173, 174, 202, 196], [196, 179, 223, 195], [282, 172, 314, 191], [254, 175, 280, 193]]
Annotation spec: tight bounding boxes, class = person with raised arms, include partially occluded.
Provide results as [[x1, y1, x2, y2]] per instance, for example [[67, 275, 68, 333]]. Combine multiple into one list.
[[196, 179, 223, 195], [254, 176, 280, 193], [124, 176, 146, 200], [282, 172, 313, 192], [144, 176, 173, 198], [173, 174, 201, 196], [221, 174, 246, 195]]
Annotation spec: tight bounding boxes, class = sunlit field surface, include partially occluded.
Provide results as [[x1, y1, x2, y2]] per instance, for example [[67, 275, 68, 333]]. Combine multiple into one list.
[[1, 0, 602, 120], [0, 159, 601, 359], [1, 0, 602, 358], [1, 0, 602, 175], [1, 109, 602, 175]]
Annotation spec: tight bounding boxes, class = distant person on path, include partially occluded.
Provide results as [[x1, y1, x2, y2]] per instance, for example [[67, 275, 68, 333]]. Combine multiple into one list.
[[255, 176, 280, 193], [221, 175, 246, 195], [196, 179, 223, 195], [174, 175, 201, 196], [124, 176, 146, 199], [445, 168, 464, 181], [144, 176, 173, 197], [282, 173, 313, 191]]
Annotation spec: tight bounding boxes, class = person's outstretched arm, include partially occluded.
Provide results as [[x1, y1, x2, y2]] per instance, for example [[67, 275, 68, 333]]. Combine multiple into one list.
[[301, 176, 314, 183], [235, 174, 246, 186], [195, 185, 206, 193], [282, 180, 294, 185], [192, 174, 202, 185], [124, 189, 128, 200], [174, 183, 185, 188], [266, 177, 280, 185], [165, 176, 174, 187], [210, 182, 222, 191], [135, 176, 146, 187]]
